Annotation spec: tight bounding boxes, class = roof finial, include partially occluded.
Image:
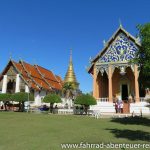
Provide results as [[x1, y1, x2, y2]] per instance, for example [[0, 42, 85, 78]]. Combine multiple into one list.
[[119, 18, 122, 28], [103, 40, 106, 46], [19, 55, 23, 61], [9, 51, 12, 60], [70, 48, 72, 62]]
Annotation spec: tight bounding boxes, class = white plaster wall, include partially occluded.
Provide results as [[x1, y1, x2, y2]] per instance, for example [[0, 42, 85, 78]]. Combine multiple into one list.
[[60, 98, 73, 108], [34, 91, 41, 106], [34, 90, 47, 106], [40, 90, 46, 104]]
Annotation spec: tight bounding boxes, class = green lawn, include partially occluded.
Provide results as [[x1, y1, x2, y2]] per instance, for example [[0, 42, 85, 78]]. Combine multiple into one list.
[[0, 112, 149, 150]]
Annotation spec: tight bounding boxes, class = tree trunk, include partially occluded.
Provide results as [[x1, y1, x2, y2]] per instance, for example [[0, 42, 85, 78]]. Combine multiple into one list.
[[4, 101, 7, 111], [19, 102, 22, 112], [50, 103, 53, 113], [84, 105, 89, 115], [22, 102, 25, 112]]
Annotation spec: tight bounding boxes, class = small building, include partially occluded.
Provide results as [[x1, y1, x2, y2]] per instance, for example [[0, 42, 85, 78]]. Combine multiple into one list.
[[0, 59, 63, 106], [88, 25, 149, 114]]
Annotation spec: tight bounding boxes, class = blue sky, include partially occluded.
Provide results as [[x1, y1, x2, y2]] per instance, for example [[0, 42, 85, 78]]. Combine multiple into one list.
[[0, 0, 149, 93]]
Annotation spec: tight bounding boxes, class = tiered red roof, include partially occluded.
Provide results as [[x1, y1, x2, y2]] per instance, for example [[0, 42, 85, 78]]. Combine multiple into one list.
[[1, 60, 63, 91]]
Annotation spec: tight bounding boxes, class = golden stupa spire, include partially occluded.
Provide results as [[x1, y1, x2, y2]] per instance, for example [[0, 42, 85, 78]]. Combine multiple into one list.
[[64, 49, 79, 89]]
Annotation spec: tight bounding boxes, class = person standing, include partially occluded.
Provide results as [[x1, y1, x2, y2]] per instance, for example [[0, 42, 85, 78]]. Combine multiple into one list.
[[118, 101, 121, 113], [115, 102, 118, 113], [120, 102, 123, 113]]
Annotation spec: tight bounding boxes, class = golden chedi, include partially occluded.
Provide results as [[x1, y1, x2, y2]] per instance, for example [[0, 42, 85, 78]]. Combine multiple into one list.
[[64, 50, 79, 90]]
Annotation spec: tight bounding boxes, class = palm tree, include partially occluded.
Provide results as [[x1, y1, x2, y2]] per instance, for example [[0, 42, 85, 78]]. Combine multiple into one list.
[[62, 82, 74, 108]]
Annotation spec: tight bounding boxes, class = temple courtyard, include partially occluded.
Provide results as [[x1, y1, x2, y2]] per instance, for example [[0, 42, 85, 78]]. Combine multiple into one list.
[[0, 112, 149, 150]]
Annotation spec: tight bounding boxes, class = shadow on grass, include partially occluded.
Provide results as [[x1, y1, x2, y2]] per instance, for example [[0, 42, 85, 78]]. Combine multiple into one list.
[[110, 117, 150, 127], [106, 128, 150, 142]]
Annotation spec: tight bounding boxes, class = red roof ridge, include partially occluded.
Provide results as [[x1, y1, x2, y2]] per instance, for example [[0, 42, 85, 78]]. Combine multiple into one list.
[[0, 59, 62, 91], [55, 75, 63, 87], [36, 65, 60, 83], [34, 65, 53, 90]]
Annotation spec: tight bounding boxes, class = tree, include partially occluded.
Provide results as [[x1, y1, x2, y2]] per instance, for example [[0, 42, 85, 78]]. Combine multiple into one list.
[[0, 93, 12, 110], [43, 93, 61, 113], [0, 93, 11, 101], [11, 92, 34, 112], [74, 94, 97, 115], [133, 23, 150, 89]]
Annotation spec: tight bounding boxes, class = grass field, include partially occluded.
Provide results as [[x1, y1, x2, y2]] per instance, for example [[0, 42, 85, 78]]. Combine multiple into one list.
[[0, 112, 149, 150]]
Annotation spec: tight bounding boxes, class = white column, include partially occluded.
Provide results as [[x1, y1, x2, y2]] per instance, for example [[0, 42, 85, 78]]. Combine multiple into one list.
[[34, 91, 40, 106], [25, 85, 29, 93], [15, 74, 20, 93], [2, 75, 7, 93]]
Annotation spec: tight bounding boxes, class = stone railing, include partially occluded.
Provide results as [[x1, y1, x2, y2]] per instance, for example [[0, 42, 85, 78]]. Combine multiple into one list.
[[97, 98, 109, 102], [97, 97, 147, 102], [139, 97, 147, 102]]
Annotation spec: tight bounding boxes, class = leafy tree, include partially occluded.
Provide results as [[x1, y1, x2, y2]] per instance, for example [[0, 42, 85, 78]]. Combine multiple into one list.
[[43, 93, 61, 113], [0, 93, 11, 101], [0, 93, 12, 110], [134, 23, 150, 89], [74, 94, 97, 115], [11, 92, 34, 112]]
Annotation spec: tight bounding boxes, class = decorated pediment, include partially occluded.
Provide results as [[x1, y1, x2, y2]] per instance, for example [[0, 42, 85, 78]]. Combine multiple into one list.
[[98, 33, 139, 63], [6, 66, 18, 81]]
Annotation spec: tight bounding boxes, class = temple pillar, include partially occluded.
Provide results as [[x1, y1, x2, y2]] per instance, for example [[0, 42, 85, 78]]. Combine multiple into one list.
[[108, 65, 112, 102], [93, 65, 99, 99], [134, 64, 140, 102], [2, 75, 7, 93], [25, 85, 30, 93], [15, 74, 20, 93]]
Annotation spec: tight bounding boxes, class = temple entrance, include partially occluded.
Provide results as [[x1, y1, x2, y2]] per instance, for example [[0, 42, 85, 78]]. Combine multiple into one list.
[[121, 84, 130, 113], [121, 84, 128, 101], [7, 79, 16, 93]]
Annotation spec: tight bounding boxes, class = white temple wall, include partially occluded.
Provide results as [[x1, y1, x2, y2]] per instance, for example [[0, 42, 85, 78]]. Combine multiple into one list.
[[34, 90, 47, 106], [34, 91, 41, 106], [40, 90, 46, 103], [25, 85, 30, 93]]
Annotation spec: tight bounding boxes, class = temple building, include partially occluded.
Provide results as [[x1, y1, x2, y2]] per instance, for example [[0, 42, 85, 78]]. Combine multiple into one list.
[[64, 50, 79, 90], [0, 59, 63, 106], [88, 25, 149, 114]]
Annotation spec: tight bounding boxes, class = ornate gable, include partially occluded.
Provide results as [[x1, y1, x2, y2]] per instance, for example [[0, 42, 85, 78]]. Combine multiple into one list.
[[98, 32, 139, 63], [6, 66, 18, 81]]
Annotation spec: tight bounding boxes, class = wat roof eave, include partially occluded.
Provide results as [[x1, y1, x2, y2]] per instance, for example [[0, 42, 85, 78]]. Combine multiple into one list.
[[0, 59, 63, 91]]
